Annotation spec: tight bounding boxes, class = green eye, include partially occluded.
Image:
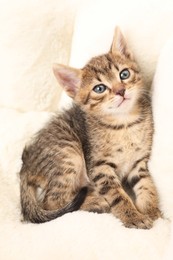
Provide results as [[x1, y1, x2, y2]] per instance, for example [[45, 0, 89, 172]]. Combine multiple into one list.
[[93, 84, 107, 93], [120, 69, 130, 80]]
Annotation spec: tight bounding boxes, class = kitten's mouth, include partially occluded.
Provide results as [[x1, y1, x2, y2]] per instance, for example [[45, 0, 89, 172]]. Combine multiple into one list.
[[117, 97, 130, 107]]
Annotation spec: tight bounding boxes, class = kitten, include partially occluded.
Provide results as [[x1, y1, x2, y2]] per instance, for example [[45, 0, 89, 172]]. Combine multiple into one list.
[[20, 27, 161, 228]]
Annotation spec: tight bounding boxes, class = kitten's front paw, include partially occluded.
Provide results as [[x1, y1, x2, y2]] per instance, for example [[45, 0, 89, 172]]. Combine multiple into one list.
[[123, 213, 153, 229], [146, 208, 162, 221]]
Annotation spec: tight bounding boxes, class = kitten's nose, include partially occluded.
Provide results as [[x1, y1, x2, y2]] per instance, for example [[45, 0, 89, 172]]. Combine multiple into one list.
[[116, 88, 125, 97]]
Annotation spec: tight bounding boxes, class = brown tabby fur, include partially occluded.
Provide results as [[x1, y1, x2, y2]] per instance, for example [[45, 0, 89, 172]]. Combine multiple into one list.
[[20, 28, 161, 228]]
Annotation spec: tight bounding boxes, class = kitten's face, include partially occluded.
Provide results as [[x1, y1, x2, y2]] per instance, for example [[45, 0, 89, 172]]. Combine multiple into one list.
[[75, 52, 143, 117], [53, 27, 144, 118]]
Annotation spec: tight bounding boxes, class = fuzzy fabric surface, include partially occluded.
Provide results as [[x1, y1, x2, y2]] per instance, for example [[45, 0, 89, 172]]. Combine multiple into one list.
[[0, 1, 173, 259], [0, 0, 75, 111]]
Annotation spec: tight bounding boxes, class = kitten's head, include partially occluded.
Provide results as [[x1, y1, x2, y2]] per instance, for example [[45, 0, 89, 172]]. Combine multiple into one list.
[[53, 27, 143, 117]]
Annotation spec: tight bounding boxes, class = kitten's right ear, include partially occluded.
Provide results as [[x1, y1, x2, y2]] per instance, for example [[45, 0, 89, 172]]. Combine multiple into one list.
[[53, 64, 82, 98], [110, 27, 133, 60]]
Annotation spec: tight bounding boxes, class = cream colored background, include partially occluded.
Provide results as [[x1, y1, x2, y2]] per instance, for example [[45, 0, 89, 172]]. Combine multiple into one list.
[[0, 0, 173, 259]]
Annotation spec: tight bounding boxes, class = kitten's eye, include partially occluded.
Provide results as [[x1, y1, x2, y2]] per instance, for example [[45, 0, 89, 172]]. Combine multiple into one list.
[[93, 84, 107, 93], [119, 69, 130, 80]]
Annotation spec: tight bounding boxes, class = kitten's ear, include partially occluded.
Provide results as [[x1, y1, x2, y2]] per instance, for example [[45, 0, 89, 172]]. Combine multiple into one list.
[[110, 27, 133, 59], [53, 64, 82, 98]]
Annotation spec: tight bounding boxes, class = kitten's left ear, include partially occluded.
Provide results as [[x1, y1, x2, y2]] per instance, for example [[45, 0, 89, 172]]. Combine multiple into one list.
[[53, 64, 82, 98], [110, 27, 133, 60]]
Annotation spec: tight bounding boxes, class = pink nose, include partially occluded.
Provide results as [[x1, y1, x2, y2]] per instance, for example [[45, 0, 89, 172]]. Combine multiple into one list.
[[116, 88, 125, 97]]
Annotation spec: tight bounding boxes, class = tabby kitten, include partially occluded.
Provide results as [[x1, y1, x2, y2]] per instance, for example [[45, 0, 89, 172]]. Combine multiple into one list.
[[20, 28, 161, 228]]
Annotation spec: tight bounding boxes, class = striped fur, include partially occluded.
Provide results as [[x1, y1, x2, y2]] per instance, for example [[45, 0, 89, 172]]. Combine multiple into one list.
[[20, 28, 161, 228]]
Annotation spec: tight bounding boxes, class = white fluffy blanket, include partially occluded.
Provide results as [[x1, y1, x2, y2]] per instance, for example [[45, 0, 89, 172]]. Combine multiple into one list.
[[0, 1, 173, 259]]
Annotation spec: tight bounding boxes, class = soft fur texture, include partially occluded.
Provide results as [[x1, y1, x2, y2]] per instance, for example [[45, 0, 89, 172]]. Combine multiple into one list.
[[0, 0, 173, 259], [0, 0, 76, 111]]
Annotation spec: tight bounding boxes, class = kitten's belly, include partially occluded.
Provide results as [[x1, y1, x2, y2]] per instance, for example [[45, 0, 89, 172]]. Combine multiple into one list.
[[89, 122, 151, 178], [112, 146, 138, 177], [92, 136, 149, 178]]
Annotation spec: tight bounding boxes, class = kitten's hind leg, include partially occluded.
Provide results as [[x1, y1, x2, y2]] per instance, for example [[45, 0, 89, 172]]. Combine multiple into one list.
[[80, 187, 110, 213], [42, 150, 89, 211]]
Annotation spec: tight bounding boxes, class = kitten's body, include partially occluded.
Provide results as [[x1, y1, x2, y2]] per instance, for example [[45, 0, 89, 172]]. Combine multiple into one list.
[[20, 28, 161, 228]]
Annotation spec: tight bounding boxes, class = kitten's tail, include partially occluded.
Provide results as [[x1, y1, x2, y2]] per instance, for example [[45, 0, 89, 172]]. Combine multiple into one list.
[[20, 174, 88, 224]]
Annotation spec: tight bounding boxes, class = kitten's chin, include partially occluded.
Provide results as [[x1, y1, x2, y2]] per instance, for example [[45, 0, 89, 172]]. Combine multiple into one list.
[[103, 97, 137, 116], [117, 97, 131, 109]]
